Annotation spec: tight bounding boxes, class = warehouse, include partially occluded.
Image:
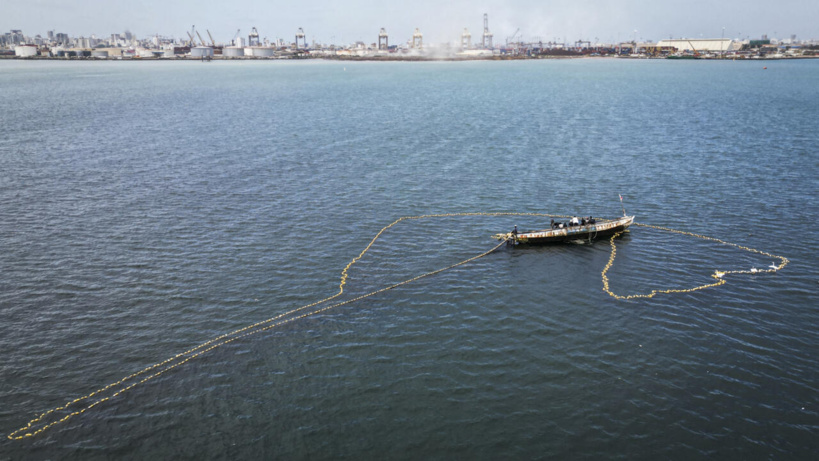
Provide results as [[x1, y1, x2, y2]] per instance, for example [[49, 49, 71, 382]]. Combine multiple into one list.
[[656, 38, 741, 52]]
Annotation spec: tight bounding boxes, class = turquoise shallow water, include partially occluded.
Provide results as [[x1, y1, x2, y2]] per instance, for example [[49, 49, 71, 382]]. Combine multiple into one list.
[[1, 59, 817, 459]]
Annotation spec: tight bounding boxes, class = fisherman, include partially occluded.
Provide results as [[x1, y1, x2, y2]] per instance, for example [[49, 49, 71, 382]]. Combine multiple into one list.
[[550, 218, 555, 229], [589, 216, 596, 224], [571, 216, 580, 226], [511, 225, 518, 236]]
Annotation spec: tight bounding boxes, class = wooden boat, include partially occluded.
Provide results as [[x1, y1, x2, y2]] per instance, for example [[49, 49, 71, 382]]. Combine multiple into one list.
[[493, 215, 635, 245]]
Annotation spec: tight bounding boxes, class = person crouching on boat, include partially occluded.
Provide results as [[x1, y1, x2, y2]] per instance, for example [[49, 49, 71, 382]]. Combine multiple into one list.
[[571, 216, 580, 227]]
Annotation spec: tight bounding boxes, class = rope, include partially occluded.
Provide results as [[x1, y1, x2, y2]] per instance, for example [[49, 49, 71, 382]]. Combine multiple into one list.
[[7, 213, 544, 440], [601, 223, 789, 300], [7, 213, 787, 440]]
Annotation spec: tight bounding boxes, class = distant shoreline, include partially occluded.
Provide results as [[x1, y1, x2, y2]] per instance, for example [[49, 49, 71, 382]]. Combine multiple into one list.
[[2, 54, 818, 62]]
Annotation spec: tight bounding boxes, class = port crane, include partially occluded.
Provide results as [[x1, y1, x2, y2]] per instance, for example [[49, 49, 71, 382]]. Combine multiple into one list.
[[231, 29, 241, 46], [196, 30, 207, 47], [686, 40, 700, 57], [185, 25, 196, 47], [506, 28, 520, 46], [506, 28, 523, 54], [206, 30, 216, 47]]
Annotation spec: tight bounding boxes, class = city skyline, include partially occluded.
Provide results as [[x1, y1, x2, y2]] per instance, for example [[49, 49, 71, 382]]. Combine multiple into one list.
[[5, 0, 819, 46]]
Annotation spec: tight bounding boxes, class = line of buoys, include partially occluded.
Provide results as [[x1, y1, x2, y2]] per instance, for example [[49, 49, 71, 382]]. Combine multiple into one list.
[[8, 213, 788, 440], [602, 223, 788, 300]]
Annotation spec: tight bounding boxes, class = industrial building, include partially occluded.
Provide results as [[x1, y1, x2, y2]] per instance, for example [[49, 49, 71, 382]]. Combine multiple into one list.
[[223, 46, 244, 57], [655, 38, 741, 53], [4, 21, 818, 61], [14, 44, 39, 57], [190, 46, 214, 58]]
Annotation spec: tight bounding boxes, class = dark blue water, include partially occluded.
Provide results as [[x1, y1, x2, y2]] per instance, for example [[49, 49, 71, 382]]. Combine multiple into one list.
[[1, 59, 817, 459]]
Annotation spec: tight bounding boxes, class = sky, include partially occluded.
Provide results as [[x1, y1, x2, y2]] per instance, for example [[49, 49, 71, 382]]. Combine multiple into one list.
[[4, 0, 819, 45]]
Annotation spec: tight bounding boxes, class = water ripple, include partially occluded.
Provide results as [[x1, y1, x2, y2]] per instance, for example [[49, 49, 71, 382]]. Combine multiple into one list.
[[1, 59, 817, 459]]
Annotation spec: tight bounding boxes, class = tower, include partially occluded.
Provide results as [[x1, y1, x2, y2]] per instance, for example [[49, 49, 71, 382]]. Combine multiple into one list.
[[412, 28, 423, 49], [378, 28, 388, 50], [482, 13, 493, 49], [295, 28, 306, 49], [461, 28, 471, 50], [248, 27, 260, 46]]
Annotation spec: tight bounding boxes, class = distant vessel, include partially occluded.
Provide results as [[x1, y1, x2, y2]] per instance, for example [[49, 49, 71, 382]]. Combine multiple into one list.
[[494, 215, 635, 244]]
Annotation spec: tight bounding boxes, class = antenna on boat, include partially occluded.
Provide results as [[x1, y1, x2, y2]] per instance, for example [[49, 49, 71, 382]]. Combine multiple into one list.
[[619, 194, 627, 217]]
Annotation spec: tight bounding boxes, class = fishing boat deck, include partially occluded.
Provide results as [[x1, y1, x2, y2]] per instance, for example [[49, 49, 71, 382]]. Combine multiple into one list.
[[494, 215, 635, 244]]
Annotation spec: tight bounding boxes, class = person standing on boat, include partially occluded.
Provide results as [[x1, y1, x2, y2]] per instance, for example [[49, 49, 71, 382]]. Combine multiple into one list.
[[571, 216, 580, 226]]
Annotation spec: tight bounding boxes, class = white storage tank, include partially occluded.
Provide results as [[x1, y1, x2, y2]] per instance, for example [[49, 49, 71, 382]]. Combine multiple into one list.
[[248, 46, 275, 57], [190, 46, 214, 58], [14, 45, 39, 57], [223, 46, 244, 57]]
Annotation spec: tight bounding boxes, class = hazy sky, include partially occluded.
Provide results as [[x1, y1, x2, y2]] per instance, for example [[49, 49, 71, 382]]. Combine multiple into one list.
[[5, 0, 818, 45]]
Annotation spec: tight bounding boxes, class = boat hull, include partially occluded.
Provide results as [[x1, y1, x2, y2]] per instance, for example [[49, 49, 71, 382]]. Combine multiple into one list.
[[512, 216, 634, 245]]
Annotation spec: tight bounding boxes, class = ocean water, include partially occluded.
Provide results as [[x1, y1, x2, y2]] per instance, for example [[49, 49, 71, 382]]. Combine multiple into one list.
[[1, 58, 817, 459]]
